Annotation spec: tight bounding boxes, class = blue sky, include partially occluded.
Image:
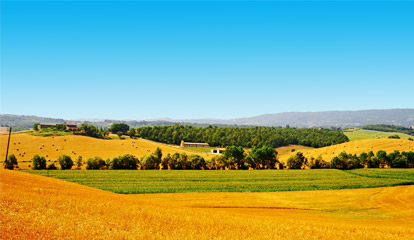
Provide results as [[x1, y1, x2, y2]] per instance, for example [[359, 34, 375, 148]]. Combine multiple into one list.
[[1, 1, 413, 120]]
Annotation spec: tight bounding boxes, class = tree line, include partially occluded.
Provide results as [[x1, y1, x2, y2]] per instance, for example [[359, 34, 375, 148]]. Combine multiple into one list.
[[4, 147, 414, 171], [132, 125, 349, 148], [362, 124, 414, 136], [286, 150, 414, 170]]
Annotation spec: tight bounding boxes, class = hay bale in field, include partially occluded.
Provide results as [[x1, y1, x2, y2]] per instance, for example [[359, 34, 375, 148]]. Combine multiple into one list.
[[40, 147, 42, 149], [46, 155, 48, 157], [52, 144, 54, 146], [18, 142, 20, 144], [56, 148, 59, 151], [16, 149, 19, 151]]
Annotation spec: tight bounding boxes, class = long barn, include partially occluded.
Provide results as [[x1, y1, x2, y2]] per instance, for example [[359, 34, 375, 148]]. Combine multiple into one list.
[[180, 141, 209, 148]]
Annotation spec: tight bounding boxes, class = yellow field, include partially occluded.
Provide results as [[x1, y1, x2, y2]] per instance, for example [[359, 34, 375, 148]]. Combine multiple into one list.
[[278, 138, 414, 163], [274, 144, 314, 155], [0, 133, 212, 169], [1, 169, 413, 239]]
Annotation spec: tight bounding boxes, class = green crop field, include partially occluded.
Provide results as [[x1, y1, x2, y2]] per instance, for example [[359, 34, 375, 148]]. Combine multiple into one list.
[[346, 169, 414, 180], [25, 169, 414, 194], [344, 130, 413, 141]]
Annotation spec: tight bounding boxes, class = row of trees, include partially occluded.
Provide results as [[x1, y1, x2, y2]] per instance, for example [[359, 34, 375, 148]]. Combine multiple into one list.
[[362, 124, 414, 136], [3, 154, 74, 170], [86, 146, 281, 170], [286, 150, 414, 170], [5, 148, 413, 171], [132, 125, 349, 148], [33, 122, 110, 139], [76, 123, 109, 139]]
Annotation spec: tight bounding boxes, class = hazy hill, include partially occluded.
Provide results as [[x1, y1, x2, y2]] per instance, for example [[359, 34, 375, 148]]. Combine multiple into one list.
[[1, 109, 413, 130], [175, 109, 414, 127]]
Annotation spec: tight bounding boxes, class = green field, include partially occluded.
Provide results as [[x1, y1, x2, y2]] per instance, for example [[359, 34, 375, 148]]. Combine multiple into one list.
[[344, 130, 413, 141], [25, 169, 414, 194]]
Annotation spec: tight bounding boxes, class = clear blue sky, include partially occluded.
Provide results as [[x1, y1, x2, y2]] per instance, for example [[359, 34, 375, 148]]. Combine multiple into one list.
[[1, 1, 413, 120]]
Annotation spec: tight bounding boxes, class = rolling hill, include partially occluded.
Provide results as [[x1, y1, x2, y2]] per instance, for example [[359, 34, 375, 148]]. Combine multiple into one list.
[[2, 109, 414, 130], [0, 133, 212, 169], [278, 139, 414, 163]]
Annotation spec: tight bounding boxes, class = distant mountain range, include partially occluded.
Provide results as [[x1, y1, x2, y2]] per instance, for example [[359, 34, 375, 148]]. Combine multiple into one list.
[[172, 109, 414, 128], [1, 109, 413, 131]]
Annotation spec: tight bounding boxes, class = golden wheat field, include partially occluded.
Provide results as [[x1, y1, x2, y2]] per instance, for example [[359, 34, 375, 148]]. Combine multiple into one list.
[[1, 169, 414, 239], [0, 133, 212, 169], [278, 138, 414, 163]]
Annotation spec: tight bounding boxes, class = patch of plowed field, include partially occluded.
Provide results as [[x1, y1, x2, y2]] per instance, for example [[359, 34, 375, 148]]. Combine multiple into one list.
[[279, 138, 414, 163], [1, 169, 414, 239]]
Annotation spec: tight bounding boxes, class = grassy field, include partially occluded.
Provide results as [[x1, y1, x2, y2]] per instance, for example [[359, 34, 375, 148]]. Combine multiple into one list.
[[344, 130, 413, 141], [2, 169, 414, 239], [25, 169, 414, 194], [278, 138, 414, 163]]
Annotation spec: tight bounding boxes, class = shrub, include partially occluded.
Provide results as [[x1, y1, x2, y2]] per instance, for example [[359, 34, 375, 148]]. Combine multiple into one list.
[[58, 155, 73, 170], [189, 154, 205, 169], [47, 163, 57, 170], [76, 156, 83, 169], [140, 154, 159, 170], [3, 154, 18, 170], [388, 135, 400, 139], [32, 154, 47, 170], [86, 156, 107, 170], [287, 152, 306, 169], [109, 154, 138, 170]]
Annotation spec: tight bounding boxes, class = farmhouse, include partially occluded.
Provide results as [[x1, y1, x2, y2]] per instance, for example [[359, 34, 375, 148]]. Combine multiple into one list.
[[64, 123, 78, 131], [211, 148, 226, 154], [38, 124, 56, 130], [180, 140, 209, 148], [38, 123, 78, 131]]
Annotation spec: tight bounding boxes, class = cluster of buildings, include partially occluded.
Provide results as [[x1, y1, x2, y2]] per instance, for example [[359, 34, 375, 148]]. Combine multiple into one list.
[[180, 141, 225, 154], [37, 123, 78, 131]]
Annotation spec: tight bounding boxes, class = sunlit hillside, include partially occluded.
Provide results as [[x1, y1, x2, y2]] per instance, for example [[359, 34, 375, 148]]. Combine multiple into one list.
[[279, 138, 414, 163], [0, 133, 212, 168]]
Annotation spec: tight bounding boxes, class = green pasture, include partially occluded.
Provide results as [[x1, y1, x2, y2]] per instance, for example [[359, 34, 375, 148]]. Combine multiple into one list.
[[344, 130, 413, 141]]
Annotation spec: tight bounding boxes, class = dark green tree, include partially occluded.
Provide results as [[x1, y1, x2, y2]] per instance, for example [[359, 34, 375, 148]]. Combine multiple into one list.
[[32, 154, 47, 170], [4, 154, 18, 170], [154, 147, 163, 161], [110, 123, 130, 134], [58, 155, 73, 170]]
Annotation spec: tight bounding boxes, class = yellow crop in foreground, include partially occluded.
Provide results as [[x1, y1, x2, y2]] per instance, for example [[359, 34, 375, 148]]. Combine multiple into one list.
[[279, 138, 414, 163], [1, 169, 414, 239], [0, 133, 212, 169]]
